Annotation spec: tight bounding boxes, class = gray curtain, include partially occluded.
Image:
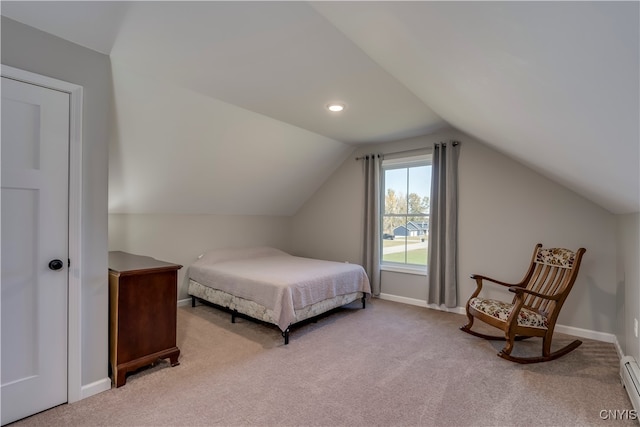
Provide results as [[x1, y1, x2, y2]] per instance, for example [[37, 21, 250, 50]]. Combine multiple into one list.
[[427, 142, 460, 307], [362, 154, 382, 296]]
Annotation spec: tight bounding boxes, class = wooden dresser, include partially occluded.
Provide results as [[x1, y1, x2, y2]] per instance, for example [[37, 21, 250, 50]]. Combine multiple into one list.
[[108, 251, 182, 387]]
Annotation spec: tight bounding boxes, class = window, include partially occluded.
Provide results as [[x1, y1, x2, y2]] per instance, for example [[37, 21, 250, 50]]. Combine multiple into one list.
[[381, 155, 432, 272]]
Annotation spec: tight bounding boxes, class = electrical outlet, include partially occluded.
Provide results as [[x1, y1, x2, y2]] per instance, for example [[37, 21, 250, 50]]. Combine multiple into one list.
[[635, 318, 638, 338]]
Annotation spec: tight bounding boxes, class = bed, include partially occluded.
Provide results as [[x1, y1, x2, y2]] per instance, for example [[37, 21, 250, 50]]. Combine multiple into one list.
[[188, 247, 371, 344]]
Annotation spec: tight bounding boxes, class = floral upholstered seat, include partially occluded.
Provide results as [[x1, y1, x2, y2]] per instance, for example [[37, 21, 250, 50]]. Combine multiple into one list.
[[469, 297, 548, 329]]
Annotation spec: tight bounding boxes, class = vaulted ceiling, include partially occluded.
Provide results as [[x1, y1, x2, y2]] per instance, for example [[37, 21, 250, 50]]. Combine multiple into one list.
[[2, 1, 638, 215]]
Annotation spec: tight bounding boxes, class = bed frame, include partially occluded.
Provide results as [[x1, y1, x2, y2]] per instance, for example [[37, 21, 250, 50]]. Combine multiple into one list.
[[189, 279, 366, 344]]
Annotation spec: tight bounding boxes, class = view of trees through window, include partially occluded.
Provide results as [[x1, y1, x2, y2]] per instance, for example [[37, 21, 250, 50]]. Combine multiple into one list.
[[382, 162, 431, 267]]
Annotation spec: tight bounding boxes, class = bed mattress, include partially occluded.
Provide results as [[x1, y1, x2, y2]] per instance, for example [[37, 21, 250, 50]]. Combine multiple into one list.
[[188, 247, 371, 331]]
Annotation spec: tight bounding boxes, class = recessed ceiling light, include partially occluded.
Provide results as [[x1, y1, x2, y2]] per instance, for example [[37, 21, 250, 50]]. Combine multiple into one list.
[[326, 103, 346, 112]]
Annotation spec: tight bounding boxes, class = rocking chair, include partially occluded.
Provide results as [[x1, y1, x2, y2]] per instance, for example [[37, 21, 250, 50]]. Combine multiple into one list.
[[460, 243, 586, 363]]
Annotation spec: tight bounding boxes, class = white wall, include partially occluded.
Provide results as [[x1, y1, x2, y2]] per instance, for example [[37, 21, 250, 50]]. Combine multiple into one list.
[[108, 59, 353, 217], [617, 213, 640, 358], [108, 214, 292, 300], [292, 128, 619, 334], [2, 17, 111, 389], [458, 133, 617, 333]]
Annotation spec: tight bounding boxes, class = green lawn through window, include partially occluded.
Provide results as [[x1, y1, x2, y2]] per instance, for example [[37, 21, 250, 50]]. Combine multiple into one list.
[[383, 249, 428, 265], [382, 236, 428, 266]]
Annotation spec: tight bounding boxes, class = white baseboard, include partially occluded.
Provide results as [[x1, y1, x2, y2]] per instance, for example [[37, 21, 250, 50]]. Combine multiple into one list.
[[554, 324, 616, 344], [613, 337, 624, 360], [378, 293, 466, 315], [80, 377, 111, 400], [378, 293, 428, 307], [178, 298, 192, 307], [377, 293, 617, 344]]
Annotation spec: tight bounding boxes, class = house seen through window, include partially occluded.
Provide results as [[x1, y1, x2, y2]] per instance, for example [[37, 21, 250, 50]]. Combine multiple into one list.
[[381, 155, 432, 271]]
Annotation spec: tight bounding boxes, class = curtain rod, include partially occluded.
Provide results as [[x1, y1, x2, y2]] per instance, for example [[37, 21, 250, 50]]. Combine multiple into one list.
[[355, 141, 459, 161]]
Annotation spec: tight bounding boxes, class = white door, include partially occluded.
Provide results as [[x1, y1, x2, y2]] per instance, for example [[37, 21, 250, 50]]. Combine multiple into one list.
[[1, 76, 70, 425]]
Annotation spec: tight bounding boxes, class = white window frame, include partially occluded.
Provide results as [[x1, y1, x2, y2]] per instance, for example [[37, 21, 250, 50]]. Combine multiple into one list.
[[380, 154, 432, 276]]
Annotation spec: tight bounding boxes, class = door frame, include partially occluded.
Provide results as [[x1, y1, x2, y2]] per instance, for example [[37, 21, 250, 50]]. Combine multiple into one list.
[[1, 65, 83, 403]]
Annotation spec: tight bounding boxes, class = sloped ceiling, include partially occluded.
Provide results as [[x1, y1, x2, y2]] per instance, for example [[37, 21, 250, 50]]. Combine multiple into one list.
[[2, 1, 638, 215]]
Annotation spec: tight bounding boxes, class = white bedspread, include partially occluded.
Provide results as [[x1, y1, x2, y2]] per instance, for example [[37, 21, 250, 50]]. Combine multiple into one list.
[[188, 247, 371, 331]]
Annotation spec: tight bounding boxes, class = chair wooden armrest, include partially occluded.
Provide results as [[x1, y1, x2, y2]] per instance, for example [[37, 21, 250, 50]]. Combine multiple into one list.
[[469, 274, 525, 299], [508, 286, 562, 301], [471, 274, 523, 288]]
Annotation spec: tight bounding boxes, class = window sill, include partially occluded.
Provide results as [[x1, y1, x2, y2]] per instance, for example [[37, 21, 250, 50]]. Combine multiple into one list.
[[381, 264, 427, 276]]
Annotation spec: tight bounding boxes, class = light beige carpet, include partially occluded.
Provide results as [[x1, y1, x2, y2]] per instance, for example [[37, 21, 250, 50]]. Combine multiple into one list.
[[12, 298, 635, 426]]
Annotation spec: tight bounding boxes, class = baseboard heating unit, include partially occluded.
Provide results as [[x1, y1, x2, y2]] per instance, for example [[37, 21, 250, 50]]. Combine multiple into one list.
[[621, 356, 640, 412]]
